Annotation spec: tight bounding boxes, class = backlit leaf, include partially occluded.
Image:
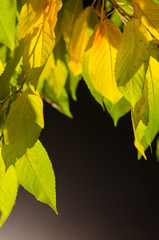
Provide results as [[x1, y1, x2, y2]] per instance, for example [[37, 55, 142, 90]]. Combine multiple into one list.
[[69, 6, 98, 76], [0, 0, 17, 50], [144, 57, 159, 145], [132, 57, 159, 157], [61, 0, 83, 44], [17, 0, 62, 82], [133, 0, 159, 40], [16, 140, 57, 213], [115, 19, 151, 107], [0, 148, 18, 227], [83, 40, 130, 125], [85, 19, 122, 104], [2, 85, 44, 169]]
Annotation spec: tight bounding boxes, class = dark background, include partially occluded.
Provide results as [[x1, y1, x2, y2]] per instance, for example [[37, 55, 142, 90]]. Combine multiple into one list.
[[1, 80, 159, 240]]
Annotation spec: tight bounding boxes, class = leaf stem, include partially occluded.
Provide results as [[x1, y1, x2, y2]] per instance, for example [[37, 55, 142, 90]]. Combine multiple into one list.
[[109, 0, 133, 21]]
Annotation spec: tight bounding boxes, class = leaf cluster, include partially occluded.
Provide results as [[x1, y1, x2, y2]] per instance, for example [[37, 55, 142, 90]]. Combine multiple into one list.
[[0, 0, 159, 227]]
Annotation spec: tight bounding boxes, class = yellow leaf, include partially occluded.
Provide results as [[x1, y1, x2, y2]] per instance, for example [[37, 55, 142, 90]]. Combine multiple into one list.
[[133, 0, 159, 40], [0, 61, 4, 76], [17, 0, 62, 71], [133, 120, 147, 159], [68, 6, 98, 76], [88, 19, 122, 104]]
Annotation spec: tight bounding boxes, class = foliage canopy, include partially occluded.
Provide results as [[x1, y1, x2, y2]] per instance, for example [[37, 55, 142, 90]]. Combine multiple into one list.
[[0, 0, 159, 227]]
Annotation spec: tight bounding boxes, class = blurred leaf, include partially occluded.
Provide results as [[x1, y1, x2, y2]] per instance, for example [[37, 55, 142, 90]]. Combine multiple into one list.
[[68, 6, 98, 76], [0, 0, 17, 50], [133, 0, 159, 40], [61, 0, 83, 44]]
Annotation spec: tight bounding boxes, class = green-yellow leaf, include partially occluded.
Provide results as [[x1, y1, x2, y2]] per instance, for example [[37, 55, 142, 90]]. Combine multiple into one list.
[[133, 0, 159, 40], [0, 41, 24, 101], [2, 85, 44, 169], [115, 19, 151, 108], [0, 0, 17, 50], [144, 57, 159, 145], [0, 148, 18, 227], [132, 57, 159, 158], [16, 140, 57, 213], [68, 6, 98, 76], [61, 0, 83, 44]]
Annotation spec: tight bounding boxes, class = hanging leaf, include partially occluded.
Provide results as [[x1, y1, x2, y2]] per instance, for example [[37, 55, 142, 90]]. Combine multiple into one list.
[[144, 57, 159, 145], [17, 0, 62, 83], [61, 0, 83, 44], [133, 0, 159, 40], [0, 41, 24, 101], [38, 37, 72, 117], [0, 0, 17, 50], [132, 57, 159, 158], [115, 19, 151, 107], [68, 6, 99, 76], [84, 19, 122, 104], [0, 148, 18, 227], [2, 85, 44, 169], [16, 140, 57, 213], [83, 37, 130, 125]]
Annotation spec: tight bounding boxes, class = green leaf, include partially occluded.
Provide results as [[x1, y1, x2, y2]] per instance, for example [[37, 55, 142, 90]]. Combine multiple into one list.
[[44, 85, 72, 118], [61, 0, 83, 44], [0, 148, 18, 227], [0, 41, 24, 101], [133, 0, 159, 40], [15, 140, 57, 213], [2, 85, 44, 169], [38, 38, 72, 118], [66, 70, 81, 101], [132, 57, 159, 158], [0, 0, 17, 50], [115, 19, 150, 89], [144, 57, 159, 145]]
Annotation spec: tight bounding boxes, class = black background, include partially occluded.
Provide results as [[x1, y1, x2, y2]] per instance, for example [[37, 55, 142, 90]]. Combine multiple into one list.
[[1, 80, 159, 240]]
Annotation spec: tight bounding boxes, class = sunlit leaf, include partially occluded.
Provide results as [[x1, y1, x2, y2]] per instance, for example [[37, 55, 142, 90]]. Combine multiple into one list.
[[132, 57, 159, 158], [17, 0, 62, 83], [115, 19, 151, 107], [83, 38, 130, 125], [85, 19, 122, 104], [133, 0, 159, 40], [0, 0, 17, 50], [0, 148, 18, 227], [68, 6, 98, 76], [2, 85, 44, 169], [16, 140, 57, 213]]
